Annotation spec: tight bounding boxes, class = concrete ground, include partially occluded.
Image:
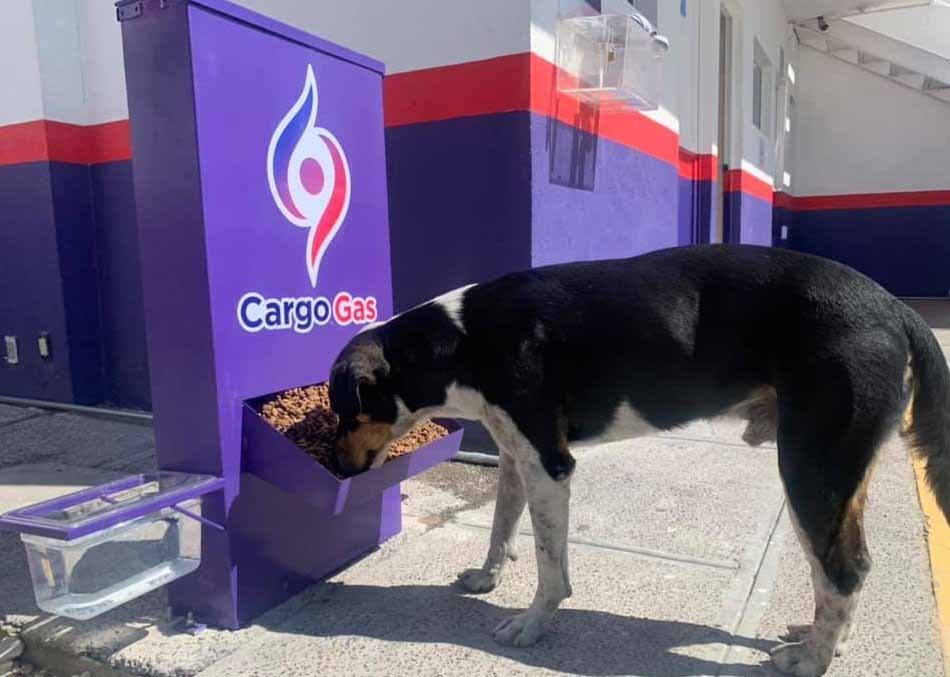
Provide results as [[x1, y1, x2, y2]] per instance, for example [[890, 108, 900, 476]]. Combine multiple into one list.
[[0, 301, 947, 677]]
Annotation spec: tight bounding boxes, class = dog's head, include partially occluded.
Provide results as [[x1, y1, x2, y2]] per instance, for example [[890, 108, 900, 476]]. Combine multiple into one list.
[[328, 334, 400, 477]]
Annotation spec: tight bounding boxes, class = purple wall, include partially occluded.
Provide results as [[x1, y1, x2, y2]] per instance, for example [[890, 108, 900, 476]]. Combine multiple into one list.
[[678, 178, 716, 246], [386, 110, 695, 309], [724, 192, 773, 246], [50, 162, 105, 404], [0, 156, 149, 407], [386, 112, 533, 311], [786, 206, 950, 297], [91, 161, 151, 408], [0, 162, 75, 402], [530, 114, 680, 265]]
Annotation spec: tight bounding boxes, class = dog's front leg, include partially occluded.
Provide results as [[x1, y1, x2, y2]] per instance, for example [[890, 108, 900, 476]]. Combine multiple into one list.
[[458, 449, 526, 593], [493, 449, 573, 647]]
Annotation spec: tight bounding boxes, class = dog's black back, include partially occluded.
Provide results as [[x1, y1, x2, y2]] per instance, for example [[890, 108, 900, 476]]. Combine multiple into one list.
[[388, 246, 891, 434], [372, 245, 945, 475]]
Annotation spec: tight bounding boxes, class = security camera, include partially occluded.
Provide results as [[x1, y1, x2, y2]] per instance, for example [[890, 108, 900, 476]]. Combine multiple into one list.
[[817, 16, 830, 31]]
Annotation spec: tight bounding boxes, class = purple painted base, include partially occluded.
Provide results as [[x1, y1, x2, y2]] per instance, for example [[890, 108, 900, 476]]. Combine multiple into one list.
[[165, 394, 462, 629]]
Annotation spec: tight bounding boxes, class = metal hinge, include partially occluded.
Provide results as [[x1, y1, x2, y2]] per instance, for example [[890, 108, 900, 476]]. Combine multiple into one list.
[[116, 1, 143, 22]]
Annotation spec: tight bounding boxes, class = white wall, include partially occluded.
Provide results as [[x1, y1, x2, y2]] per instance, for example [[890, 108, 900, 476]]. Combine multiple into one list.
[[229, 0, 530, 74], [32, 0, 86, 124], [530, 0, 798, 166], [2, 0, 529, 128], [848, 4, 950, 60], [79, 0, 129, 124], [677, 0, 724, 154], [794, 47, 950, 195], [0, 0, 45, 126], [731, 0, 798, 183], [0, 0, 127, 127]]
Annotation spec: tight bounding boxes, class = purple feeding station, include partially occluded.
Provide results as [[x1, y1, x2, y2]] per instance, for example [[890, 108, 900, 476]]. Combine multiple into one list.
[[0, 0, 461, 629]]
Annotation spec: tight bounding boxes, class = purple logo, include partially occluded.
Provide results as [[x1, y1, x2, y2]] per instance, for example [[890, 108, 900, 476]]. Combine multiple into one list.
[[267, 65, 351, 287]]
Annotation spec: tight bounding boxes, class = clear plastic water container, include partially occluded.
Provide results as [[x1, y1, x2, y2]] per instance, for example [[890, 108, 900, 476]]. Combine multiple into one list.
[[0, 472, 223, 620], [556, 12, 669, 110]]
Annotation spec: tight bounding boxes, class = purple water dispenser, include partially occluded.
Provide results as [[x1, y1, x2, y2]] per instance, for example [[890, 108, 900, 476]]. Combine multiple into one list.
[[1, 0, 461, 629]]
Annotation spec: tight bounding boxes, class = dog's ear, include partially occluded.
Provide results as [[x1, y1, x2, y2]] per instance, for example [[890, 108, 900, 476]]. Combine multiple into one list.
[[329, 361, 363, 420], [329, 343, 390, 419]]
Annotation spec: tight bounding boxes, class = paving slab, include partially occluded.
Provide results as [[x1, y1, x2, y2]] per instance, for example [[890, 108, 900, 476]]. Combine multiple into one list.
[[456, 431, 784, 567], [657, 417, 776, 450], [0, 463, 130, 513], [197, 522, 760, 677], [0, 405, 46, 428], [401, 460, 499, 524], [13, 582, 333, 677], [0, 413, 154, 469]]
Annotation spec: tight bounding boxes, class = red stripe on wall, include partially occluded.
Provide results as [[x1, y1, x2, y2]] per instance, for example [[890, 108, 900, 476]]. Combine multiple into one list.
[[382, 52, 683, 169], [527, 54, 680, 167], [0, 119, 131, 166], [678, 149, 717, 181], [782, 190, 950, 211], [724, 168, 774, 203], [0, 121, 50, 165], [773, 191, 796, 209], [384, 54, 531, 127]]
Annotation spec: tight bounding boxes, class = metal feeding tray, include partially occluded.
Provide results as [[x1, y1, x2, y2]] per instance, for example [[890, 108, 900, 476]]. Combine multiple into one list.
[[0, 472, 224, 620]]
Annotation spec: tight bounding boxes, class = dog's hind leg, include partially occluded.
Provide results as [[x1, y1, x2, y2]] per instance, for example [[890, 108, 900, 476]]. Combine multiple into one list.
[[771, 430, 879, 675], [458, 448, 526, 593]]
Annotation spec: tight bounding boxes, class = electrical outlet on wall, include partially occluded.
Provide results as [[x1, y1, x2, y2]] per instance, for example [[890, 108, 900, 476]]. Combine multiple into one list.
[[4, 336, 19, 365], [38, 332, 52, 360]]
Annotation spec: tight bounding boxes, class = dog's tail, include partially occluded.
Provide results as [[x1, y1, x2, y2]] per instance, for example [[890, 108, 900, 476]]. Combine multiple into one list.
[[901, 305, 950, 523]]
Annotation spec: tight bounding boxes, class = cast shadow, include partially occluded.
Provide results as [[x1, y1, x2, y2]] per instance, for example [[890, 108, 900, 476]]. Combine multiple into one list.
[[259, 580, 782, 676]]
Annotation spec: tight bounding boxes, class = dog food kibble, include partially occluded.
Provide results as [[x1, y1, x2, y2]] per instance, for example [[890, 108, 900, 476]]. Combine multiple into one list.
[[259, 383, 448, 477]]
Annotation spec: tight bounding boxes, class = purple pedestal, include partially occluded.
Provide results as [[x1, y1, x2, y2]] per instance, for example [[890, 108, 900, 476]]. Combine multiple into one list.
[[119, 0, 459, 628]]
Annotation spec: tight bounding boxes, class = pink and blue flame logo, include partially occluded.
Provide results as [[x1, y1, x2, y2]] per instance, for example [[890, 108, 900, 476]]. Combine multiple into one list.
[[267, 65, 351, 287]]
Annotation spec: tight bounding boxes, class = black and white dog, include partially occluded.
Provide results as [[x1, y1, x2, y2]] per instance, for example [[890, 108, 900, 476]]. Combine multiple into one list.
[[328, 245, 950, 676]]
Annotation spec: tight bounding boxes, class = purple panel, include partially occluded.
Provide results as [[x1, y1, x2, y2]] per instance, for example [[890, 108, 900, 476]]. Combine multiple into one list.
[[123, 0, 397, 629], [529, 113, 679, 266], [91, 161, 151, 409], [242, 403, 462, 514], [385, 112, 532, 311], [0, 163, 73, 402], [121, 1, 236, 626], [229, 475, 402, 624], [187, 4, 392, 432], [787, 206, 950, 297], [49, 163, 104, 404]]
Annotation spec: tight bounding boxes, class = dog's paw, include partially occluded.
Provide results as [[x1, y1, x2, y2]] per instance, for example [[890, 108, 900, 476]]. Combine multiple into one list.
[[779, 624, 812, 643], [778, 625, 848, 658], [770, 642, 827, 677], [457, 568, 502, 594], [493, 612, 546, 647]]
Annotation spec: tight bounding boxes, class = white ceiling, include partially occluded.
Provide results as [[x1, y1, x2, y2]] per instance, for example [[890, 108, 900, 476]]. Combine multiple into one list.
[[781, 0, 933, 23], [849, 4, 950, 59]]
